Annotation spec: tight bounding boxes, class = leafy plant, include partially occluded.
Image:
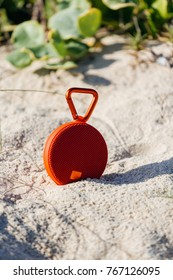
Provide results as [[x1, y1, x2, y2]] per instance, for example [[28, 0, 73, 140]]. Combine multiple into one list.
[[12, 20, 45, 48], [7, 48, 35, 68], [159, 22, 173, 43], [78, 8, 102, 37], [4, 0, 173, 69], [6, 0, 101, 69]]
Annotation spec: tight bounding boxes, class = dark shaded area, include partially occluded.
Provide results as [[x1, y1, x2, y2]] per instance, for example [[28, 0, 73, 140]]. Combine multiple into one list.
[[150, 233, 173, 260], [101, 157, 173, 185], [83, 74, 111, 86], [1, 0, 31, 24], [79, 42, 125, 71], [0, 212, 47, 260], [34, 68, 51, 76], [77, 42, 125, 86]]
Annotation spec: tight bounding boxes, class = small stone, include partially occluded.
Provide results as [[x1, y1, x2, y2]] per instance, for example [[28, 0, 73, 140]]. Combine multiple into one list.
[[156, 56, 170, 67]]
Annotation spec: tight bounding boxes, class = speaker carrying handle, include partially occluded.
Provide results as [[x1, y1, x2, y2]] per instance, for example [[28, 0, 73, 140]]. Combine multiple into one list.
[[66, 87, 98, 122]]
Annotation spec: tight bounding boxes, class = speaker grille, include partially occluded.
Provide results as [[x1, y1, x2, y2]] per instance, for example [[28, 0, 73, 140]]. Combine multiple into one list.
[[47, 122, 107, 185]]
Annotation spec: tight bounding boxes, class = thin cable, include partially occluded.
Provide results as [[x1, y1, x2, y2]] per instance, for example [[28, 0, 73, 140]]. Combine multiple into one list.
[[0, 89, 64, 95]]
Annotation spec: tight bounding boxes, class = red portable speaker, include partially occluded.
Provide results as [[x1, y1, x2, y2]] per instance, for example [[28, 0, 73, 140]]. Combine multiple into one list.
[[43, 87, 108, 185]]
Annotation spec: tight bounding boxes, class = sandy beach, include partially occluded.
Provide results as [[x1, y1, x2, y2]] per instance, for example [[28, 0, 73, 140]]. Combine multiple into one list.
[[0, 35, 173, 259]]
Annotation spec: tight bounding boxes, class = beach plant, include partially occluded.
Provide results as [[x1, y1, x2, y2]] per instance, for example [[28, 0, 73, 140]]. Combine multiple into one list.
[[6, 0, 101, 69], [4, 0, 173, 69]]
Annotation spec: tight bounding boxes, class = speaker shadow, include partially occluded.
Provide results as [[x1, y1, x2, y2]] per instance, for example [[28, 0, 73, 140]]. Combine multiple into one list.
[[100, 157, 173, 185]]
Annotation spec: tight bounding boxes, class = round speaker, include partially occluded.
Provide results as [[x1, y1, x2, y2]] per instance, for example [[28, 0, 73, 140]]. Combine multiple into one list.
[[43, 87, 108, 185], [43, 121, 107, 185]]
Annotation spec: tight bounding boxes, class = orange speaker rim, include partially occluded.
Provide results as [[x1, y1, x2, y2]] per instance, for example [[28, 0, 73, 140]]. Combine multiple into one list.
[[43, 122, 72, 185]]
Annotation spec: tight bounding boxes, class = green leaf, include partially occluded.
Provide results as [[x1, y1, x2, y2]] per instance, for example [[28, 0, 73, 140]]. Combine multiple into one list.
[[45, 61, 77, 70], [12, 20, 45, 49], [152, 0, 168, 19], [78, 8, 102, 37], [57, 0, 71, 10], [48, 1, 91, 40], [6, 48, 34, 68], [102, 0, 136, 10], [46, 43, 62, 58], [57, 0, 91, 11], [29, 45, 50, 59], [70, 0, 91, 10], [48, 30, 67, 57], [48, 8, 80, 39], [65, 39, 89, 60], [145, 9, 158, 37], [90, 0, 119, 26]]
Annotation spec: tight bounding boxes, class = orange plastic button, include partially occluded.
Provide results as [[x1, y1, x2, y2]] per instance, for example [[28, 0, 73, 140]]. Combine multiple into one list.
[[70, 170, 82, 180]]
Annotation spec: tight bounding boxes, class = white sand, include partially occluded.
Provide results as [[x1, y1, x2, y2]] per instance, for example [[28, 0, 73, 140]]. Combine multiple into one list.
[[1, 35, 173, 259]]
